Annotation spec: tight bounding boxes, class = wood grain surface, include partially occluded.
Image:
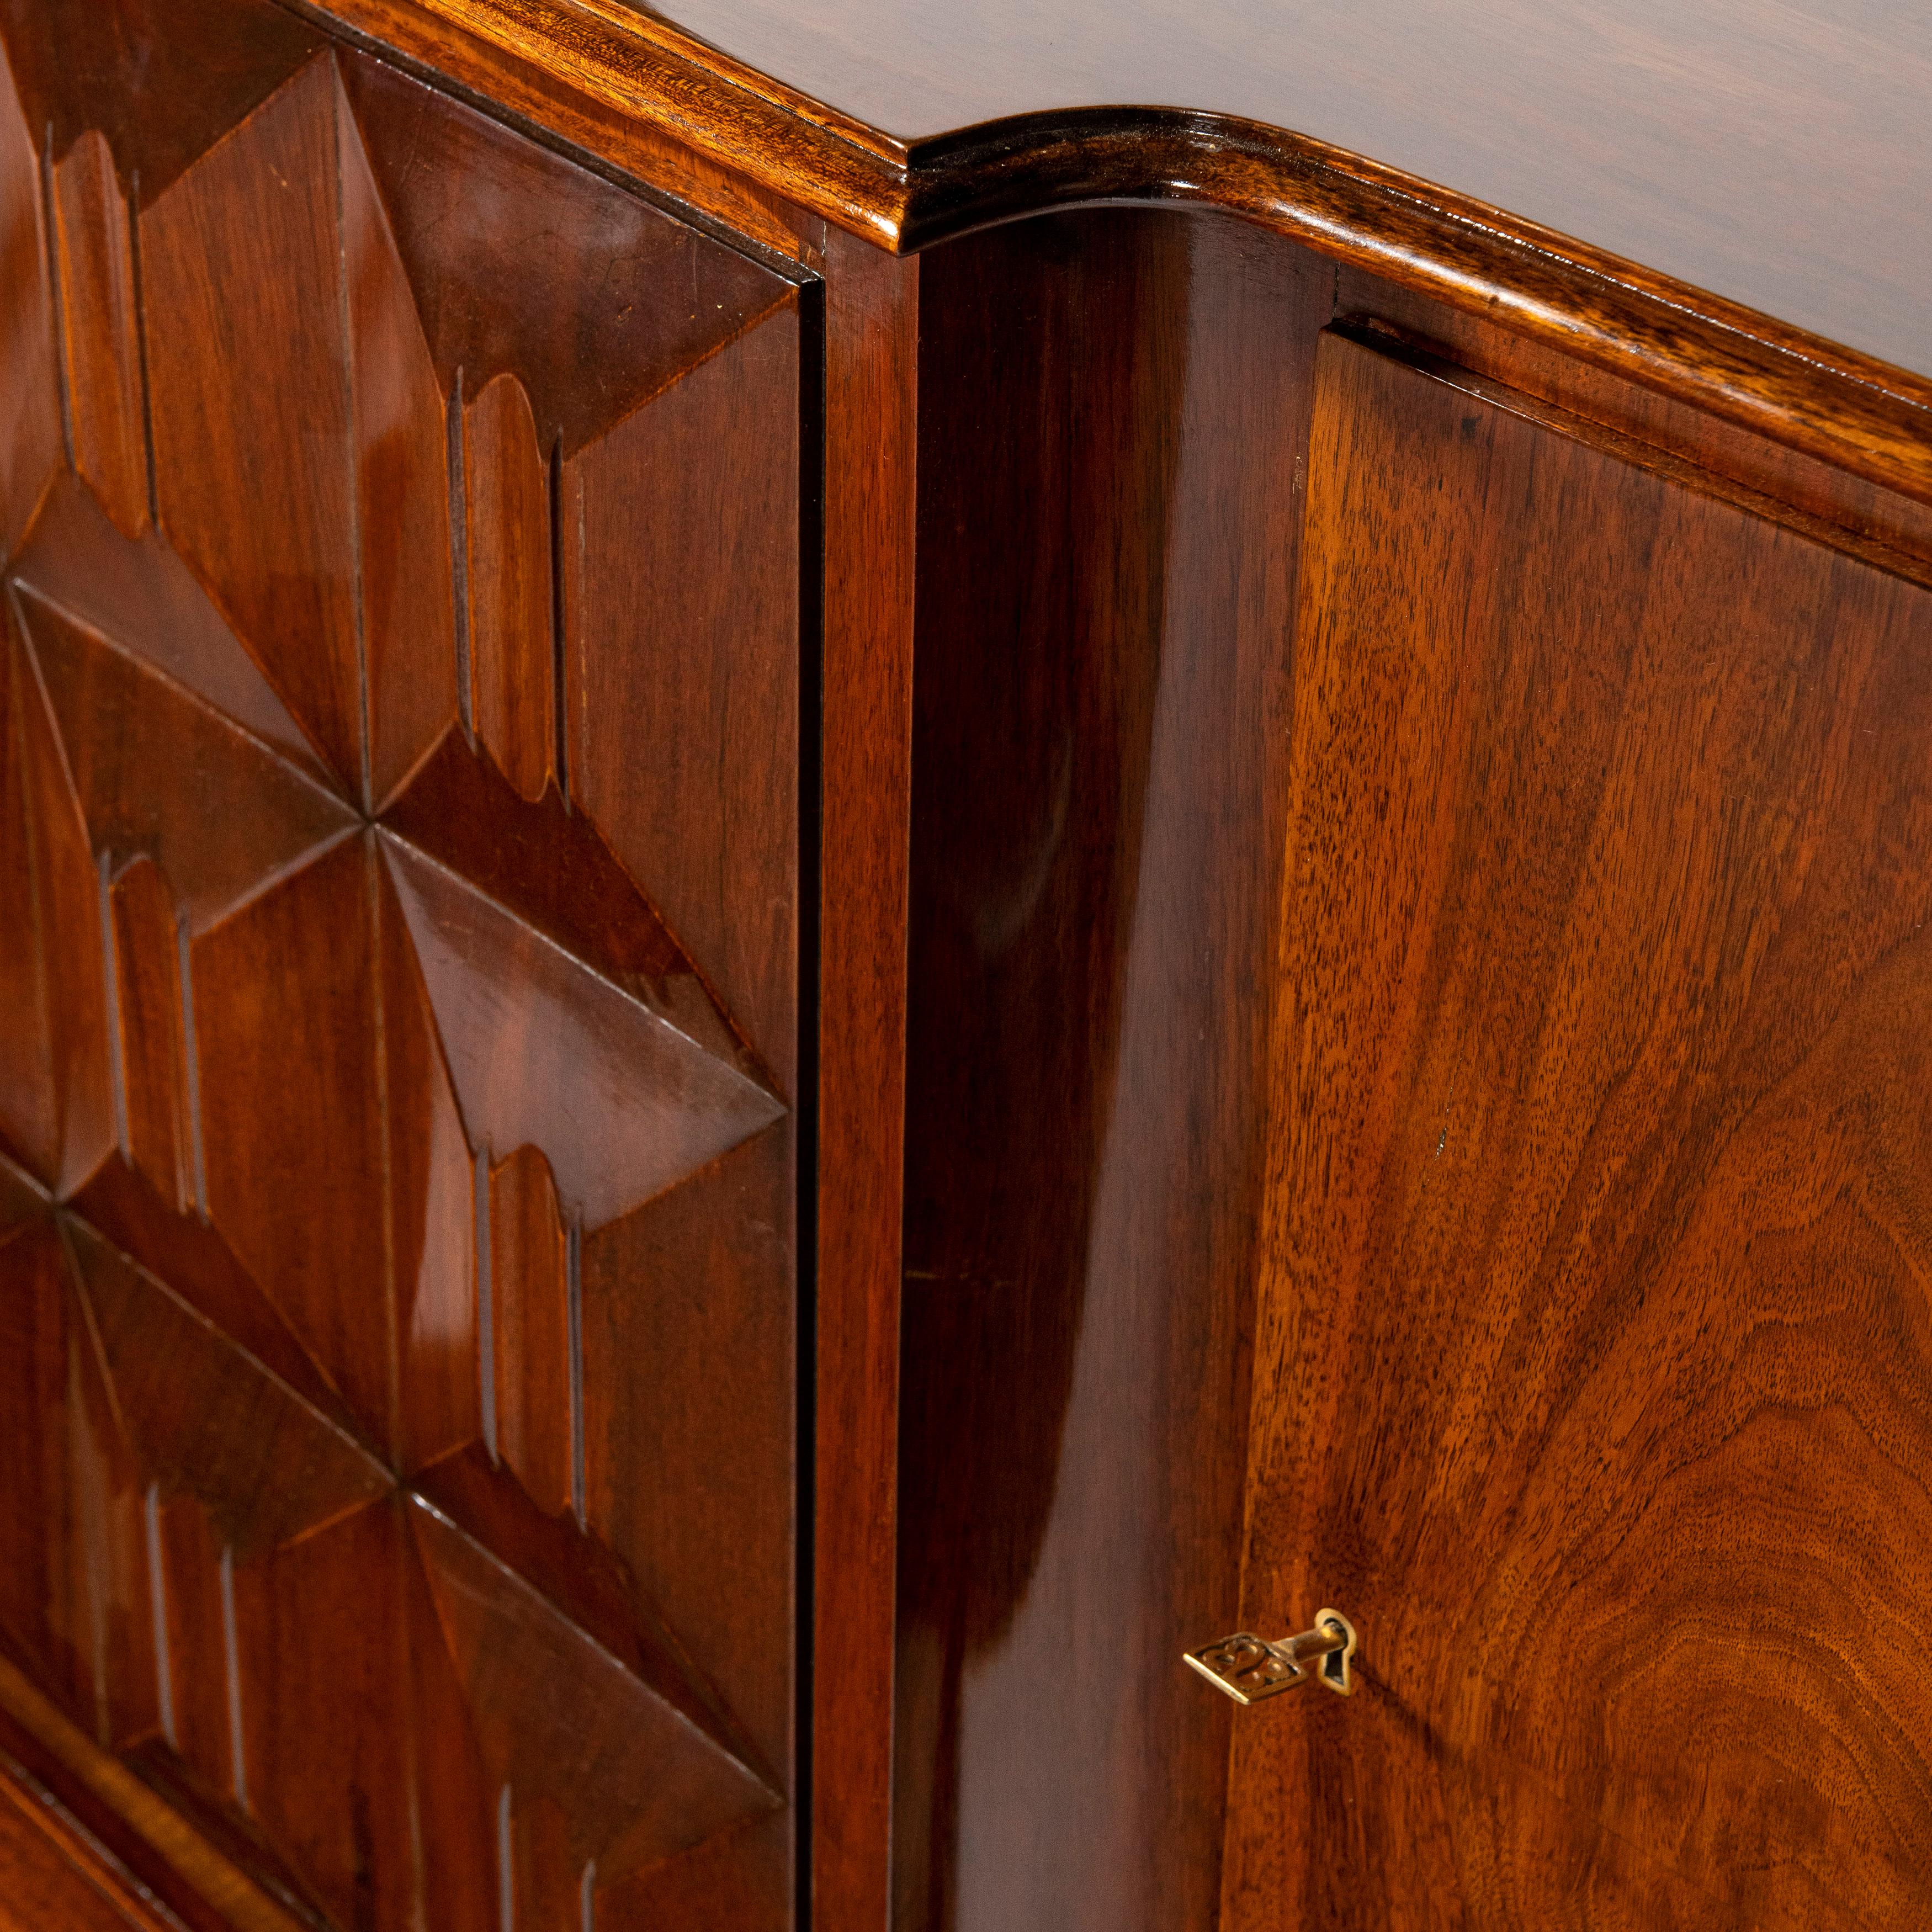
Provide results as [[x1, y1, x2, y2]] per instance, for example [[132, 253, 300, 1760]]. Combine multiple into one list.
[[7, 1, 1932, 1929], [1333, 268, 1932, 580], [0, 1655, 305, 1932], [811, 220, 916, 1932], [283, 0, 830, 264], [0, 1756, 173, 1932], [1223, 327, 1932, 1929], [0, 5, 806, 1925], [894, 208, 1325, 1932]]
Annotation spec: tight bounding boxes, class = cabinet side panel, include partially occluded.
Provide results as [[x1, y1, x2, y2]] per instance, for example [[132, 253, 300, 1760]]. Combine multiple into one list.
[[896, 206, 1328, 1932]]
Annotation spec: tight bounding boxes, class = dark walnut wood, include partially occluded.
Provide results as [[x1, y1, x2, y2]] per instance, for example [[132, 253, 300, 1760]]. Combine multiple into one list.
[[1224, 327, 1932, 1929], [1330, 267, 1932, 579], [5, 0, 1932, 1928], [0, 5, 807, 1928], [0, 1654, 308, 1932], [895, 207, 1325, 1932], [812, 222, 918, 1932], [873, 205, 1932, 1931]]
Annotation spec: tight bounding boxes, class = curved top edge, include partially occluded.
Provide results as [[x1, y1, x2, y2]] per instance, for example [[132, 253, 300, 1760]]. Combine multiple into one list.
[[902, 102, 1932, 403], [351, 0, 1932, 507]]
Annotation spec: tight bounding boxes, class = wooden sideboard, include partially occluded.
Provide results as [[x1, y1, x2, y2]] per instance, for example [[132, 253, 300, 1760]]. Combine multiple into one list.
[[0, 2, 1926, 1929]]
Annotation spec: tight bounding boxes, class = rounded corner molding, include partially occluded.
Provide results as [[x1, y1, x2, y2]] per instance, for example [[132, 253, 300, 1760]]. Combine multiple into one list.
[[889, 103, 1932, 511]]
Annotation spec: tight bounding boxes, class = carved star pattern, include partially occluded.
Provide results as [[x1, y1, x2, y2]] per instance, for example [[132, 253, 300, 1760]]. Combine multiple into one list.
[[0, 25, 796, 1930]]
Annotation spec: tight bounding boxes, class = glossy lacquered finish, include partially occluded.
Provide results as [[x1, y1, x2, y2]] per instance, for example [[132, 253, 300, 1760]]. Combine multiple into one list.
[[812, 221, 918, 1932], [895, 208, 1326, 1932], [0, 4, 805, 1925], [884, 204, 1932, 1931], [7, 0, 1932, 1928]]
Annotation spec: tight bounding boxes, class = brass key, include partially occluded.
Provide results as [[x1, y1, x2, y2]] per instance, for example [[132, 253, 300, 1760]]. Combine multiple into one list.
[[1183, 1609, 1357, 1703]]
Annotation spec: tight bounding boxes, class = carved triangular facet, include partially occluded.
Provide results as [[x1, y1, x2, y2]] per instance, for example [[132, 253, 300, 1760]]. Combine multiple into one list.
[[66, 1217, 391, 1559], [1, 604, 113, 1197], [15, 583, 357, 933], [67, 1157, 367, 1442], [0, 1214, 159, 1748], [562, 311, 800, 1096], [12, 474, 339, 789], [140, 54, 363, 794], [338, 50, 790, 456], [50, 132, 148, 540], [0, 30, 62, 565], [189, 834, 395, 1455], [336, 79, 459, 810], [407, 1498, 777, 1901], [381, 728, 755, 1073], [380, 835, 785, 1232], [0, 0, 323, 210]]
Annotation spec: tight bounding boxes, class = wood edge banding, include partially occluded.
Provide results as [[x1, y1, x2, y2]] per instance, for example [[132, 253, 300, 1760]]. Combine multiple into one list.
[[0, 1657, 307, 1932]]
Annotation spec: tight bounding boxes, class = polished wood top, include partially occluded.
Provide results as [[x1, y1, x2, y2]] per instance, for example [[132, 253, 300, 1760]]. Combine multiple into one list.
[[311, 0, 1932, 508], [643, 0, 1930, 385]]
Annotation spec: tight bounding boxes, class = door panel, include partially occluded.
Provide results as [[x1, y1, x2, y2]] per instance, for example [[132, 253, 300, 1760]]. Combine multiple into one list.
[[0, 6, 803, 1927], [1222, 328, 1932, 1929]]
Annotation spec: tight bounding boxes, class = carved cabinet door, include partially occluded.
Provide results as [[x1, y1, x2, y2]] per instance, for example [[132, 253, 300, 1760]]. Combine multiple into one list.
[[1219, 328, 1932, 1929], [0, 4, 804, 1928]]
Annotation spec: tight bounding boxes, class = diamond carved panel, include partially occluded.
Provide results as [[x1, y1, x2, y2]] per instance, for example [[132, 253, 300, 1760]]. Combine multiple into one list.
[[0, 10, 802, 1928]]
